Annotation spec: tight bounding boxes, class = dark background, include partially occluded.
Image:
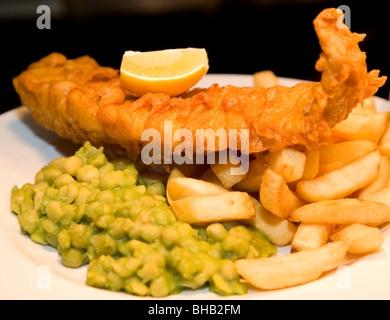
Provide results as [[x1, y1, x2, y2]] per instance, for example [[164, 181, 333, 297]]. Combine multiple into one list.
[[1, 0, 389, 114]]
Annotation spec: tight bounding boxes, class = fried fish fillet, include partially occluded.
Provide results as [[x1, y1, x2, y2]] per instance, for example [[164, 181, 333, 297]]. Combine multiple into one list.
[[13, 8, 386, 164]]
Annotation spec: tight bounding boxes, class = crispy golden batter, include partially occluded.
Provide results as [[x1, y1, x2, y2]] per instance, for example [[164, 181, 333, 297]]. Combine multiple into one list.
[[13, 8, 386, 163]]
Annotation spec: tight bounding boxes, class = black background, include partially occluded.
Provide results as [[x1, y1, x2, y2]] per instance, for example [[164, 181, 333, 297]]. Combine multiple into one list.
[[1, 0, 389, 114]]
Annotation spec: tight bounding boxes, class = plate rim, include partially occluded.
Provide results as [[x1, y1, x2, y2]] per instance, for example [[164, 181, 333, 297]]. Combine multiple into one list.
[[1, 73, 390, 300]]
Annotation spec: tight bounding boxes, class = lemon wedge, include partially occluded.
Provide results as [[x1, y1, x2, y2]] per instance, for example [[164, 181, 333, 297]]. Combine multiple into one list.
[[120, 48, 209, 96]]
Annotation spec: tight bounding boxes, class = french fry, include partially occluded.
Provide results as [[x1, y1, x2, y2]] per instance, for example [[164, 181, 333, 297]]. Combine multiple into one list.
[[246, 196, 297, 247], [291, 223, 334, 253], [296, 151, 380, 202], [167, 167, 185, 184], [234, 241, 348, 290], [264, 148, 306, 183], [289, 198, 390, 226], [378, 124, 390, 157], [168, 191, 255, 224], [318, 140, 376, 176], [260, 169, 306, 219], [358, 155, 390, 198], [330, 224, 384, 255], [233, 155, 268, 193], [253, 70, 279, 88], [300, 149, 320, 180], [359, 185, 390, 206], [167, 176, 228, 200], [331, 112, 390, 143], [210, 162, 247, 189]]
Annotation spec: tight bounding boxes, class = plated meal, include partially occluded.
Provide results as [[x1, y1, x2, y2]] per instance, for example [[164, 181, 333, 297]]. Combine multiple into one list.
[[6, 8, 390, 298]]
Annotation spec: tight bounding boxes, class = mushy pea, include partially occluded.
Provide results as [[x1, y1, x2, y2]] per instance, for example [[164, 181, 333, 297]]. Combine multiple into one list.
[[10, 142, 276, 297]]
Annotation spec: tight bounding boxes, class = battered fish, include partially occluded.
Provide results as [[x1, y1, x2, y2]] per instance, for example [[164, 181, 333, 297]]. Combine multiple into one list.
[[13, 8, 386, 165]]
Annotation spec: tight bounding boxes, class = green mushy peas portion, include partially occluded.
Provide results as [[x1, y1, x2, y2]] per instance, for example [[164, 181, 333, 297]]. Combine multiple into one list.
[[11, 142, 276, 297]]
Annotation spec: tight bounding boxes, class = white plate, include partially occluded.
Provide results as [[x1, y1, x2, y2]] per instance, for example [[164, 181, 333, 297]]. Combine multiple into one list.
[[1, 74, 390, 300]]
